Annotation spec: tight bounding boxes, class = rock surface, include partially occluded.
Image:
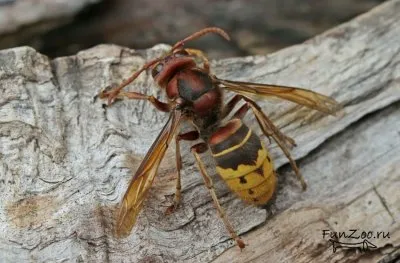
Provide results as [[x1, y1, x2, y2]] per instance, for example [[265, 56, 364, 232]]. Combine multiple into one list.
[[0, 0, 399, 262]]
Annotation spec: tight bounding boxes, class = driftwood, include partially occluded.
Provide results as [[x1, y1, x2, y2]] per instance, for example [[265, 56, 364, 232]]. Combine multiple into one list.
[[0, 0, 399, 262]]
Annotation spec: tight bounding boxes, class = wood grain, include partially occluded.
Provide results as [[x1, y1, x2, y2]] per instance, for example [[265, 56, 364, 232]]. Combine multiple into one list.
[[0, 0, 399, 262]]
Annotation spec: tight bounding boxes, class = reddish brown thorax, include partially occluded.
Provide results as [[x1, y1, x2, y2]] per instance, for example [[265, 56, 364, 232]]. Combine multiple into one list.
[[151, 50, 223, 130]]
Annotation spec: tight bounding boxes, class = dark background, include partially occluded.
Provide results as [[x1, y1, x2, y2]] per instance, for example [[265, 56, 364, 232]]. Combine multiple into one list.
[[0, 0, 387, 59]]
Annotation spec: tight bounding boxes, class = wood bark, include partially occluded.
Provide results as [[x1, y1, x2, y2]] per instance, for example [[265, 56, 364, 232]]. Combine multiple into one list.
[[0, 0, 399, 262]]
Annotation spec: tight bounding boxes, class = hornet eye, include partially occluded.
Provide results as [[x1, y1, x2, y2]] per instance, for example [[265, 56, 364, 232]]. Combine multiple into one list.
[[151, 63, 164, 78]]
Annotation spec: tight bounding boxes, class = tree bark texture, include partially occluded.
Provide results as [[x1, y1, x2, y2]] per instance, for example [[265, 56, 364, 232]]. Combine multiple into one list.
[[0, 0, 399, 262]]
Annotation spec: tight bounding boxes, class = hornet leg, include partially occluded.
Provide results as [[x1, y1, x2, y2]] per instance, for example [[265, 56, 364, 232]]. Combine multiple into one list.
[[191, 142, 246, 249], [100, 90, 171, 112], [182, 48, 210, 72], [222, 95, 306, 190], [243, 97, 306, 190], [165, 131, 200, 214]]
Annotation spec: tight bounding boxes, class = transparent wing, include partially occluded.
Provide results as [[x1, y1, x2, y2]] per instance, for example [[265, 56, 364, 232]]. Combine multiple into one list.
[[213, 76, 342, 115], [115, 110, 182, 237]]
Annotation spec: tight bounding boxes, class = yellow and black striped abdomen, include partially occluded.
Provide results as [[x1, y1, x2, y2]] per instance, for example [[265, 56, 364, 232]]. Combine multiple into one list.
[[209, 119, 276, 205]]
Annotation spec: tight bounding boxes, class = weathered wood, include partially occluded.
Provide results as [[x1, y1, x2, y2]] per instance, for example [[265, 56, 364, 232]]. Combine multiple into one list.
[[0, 0, 399, 262]]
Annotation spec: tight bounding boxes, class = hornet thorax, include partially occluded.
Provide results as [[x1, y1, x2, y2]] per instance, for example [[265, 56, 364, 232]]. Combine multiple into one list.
[[166, 68, 224, 131]]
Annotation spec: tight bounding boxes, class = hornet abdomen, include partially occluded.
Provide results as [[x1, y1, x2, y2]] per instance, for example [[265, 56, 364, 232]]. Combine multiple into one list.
[[209, 119, 276, 205]]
